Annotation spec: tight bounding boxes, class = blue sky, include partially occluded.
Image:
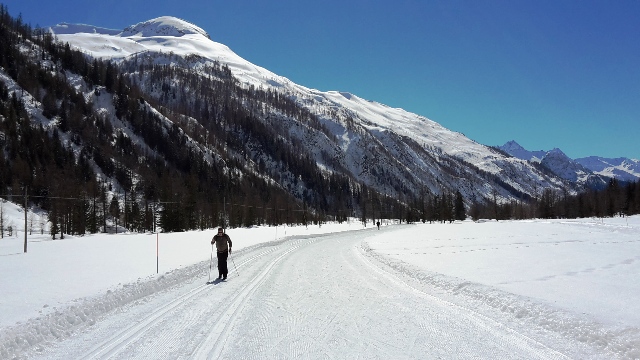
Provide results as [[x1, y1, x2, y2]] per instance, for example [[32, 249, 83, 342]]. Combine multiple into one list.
[[4, 0, 639, 159]]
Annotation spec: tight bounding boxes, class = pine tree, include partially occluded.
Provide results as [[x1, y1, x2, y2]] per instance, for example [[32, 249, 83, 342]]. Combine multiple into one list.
[[454, 191, 466, 221], [109, 195, 121, 233]]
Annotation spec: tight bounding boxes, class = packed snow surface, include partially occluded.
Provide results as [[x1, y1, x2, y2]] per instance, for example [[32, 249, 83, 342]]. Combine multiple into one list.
[[1, 198, 639, 359]]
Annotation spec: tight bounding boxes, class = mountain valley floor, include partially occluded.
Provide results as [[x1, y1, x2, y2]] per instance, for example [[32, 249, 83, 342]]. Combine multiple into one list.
[[1, 215, 639, 359]]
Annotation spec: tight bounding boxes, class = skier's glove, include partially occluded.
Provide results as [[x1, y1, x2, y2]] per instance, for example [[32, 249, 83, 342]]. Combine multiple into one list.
[[229, 248, 232, 253]]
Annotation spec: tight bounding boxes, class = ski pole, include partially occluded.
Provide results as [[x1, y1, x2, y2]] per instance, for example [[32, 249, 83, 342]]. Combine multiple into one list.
[[208, 243, 214, 283], [230, 250, 239, 277]]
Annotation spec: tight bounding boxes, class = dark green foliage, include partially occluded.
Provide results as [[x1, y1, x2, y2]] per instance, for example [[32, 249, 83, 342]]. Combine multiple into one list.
[[454, 191, 466, 221], [467, 179, 639, 221]]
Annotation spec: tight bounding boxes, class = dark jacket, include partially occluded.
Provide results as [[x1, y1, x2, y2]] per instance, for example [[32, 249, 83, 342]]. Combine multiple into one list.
[[212, 233, 232, 253]]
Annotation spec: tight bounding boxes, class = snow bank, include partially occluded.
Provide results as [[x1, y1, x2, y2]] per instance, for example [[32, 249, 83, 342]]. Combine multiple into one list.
[[363, 217, 640, 359]]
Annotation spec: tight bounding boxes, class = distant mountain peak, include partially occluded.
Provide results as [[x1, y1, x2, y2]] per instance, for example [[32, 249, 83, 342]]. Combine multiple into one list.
[[503, 140, 523, 149], [498, 141, 546, 162], [546, 148, 568, 158], [121, 16, 210, 39]]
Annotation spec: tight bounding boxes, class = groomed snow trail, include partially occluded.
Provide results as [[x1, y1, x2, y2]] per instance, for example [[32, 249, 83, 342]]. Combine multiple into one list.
[[32, 228, 569, 359]]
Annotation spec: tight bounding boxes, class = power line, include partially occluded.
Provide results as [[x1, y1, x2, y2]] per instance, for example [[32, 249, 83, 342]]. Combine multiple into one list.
[[1, 192, 405, 223]]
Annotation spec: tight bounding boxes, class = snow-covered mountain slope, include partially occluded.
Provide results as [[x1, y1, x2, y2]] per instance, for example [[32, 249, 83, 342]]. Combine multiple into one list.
[[576, 156, 640, 183], [49, 16, 571, 202], [539, 148, 592, 183], [51, 17, 492, 161], [49, 17, 275, 88], [121, 16, 210, 38]]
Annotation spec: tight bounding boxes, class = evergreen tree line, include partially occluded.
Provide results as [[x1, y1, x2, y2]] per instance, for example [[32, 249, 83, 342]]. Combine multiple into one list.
[[405, 190, 467, 224], [469, 179, 640, 221]]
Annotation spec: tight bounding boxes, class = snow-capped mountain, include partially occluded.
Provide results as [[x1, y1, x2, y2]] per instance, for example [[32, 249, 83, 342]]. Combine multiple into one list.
[[498, 140, 639, 188], [575, 156, 640, 183], [539, 148, 593, 183], [47, 16, 572, 204], [49, 17, 277, 89], [499, 140, 547, 163], [498, 141, 594, 186]]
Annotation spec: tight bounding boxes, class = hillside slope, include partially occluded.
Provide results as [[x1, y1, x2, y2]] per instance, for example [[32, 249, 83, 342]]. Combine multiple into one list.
[[50, 16, 571, 204]]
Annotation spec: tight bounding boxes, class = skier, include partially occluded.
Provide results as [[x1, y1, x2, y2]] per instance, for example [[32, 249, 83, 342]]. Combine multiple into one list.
[[211, 228, 232, 280], [376, 221, 381, 230]]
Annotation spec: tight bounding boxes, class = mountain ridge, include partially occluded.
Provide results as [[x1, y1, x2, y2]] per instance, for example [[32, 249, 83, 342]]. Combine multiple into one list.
[[48, 16, 572, 204], [121, 16, 210, 38], [498, 140, 639, 186]]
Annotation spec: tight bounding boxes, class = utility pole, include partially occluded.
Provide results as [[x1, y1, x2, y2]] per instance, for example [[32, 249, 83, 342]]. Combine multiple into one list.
[[24, 186, 28, 253]]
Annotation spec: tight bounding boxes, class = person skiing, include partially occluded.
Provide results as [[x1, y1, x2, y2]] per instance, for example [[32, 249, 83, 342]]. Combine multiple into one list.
[[211, 227, 232, 280], [376, 221, 381, 230]]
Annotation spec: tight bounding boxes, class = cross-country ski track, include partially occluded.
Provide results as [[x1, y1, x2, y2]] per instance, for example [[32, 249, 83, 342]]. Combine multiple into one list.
[[28, 226, 609, 359]]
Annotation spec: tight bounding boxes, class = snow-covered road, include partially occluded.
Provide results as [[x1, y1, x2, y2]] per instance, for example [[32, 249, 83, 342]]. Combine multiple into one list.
[[31, 227, 572, 359]]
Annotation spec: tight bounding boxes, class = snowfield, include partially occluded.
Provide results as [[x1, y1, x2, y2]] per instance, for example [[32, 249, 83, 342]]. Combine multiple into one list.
[[1, 200, 639, 359]]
